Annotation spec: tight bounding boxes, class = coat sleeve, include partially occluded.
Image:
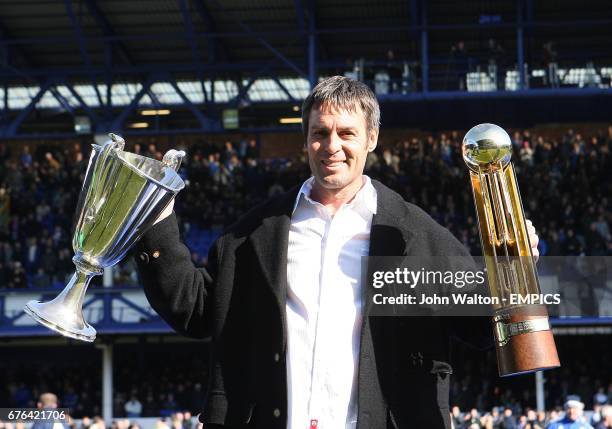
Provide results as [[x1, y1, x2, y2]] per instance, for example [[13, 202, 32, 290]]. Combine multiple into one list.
[[419, 216, 494, 350], [441, 230, 494, 350], [133, 212, 220, 339]]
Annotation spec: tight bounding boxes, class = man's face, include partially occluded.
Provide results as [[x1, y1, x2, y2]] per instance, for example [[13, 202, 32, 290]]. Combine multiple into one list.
[[306, 103, 377, 191], [566, 406, 581, 421]]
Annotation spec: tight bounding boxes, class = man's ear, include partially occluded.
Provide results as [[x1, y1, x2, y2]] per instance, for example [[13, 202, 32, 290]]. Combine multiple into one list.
[[367, 129, 378, 152]]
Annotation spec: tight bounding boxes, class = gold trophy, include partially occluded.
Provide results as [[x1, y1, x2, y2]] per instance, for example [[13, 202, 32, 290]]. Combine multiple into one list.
[[462, 123, 560, 376]]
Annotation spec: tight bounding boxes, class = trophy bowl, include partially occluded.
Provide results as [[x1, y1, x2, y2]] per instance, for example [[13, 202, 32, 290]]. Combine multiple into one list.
[[24, 134, 185, 342]]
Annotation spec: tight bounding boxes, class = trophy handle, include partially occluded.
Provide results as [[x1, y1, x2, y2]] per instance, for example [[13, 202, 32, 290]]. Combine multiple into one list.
[[108, 133, 126, 151], [162, 149, 186, 172]]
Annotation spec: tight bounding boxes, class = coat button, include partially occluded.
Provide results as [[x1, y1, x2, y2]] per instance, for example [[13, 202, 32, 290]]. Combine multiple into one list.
[[138, 252, 149, 264], [273, 353, 280, 362], [152, 250, 160, 259], [273, 408, 281, 418]]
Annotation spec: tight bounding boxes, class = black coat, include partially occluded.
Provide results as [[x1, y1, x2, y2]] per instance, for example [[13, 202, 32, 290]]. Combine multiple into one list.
[[135, 179, 492, 429]]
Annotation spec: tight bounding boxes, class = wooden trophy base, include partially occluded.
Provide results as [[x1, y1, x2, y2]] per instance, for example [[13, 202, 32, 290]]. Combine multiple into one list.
[[493, 305, 560, 377]]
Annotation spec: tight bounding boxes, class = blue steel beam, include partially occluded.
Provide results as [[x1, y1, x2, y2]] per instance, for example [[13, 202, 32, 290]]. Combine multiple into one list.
[[110, 77, 154, 130], [0, 18, 610, 50], [82, 0, 163, 116], [4, 80, 53, 137], [179, 0, 209, 103], [179, 0, 204, 68], [49, 86, 75, 116], [64, 0, 104, 107], [233, 76, 257, 107], [167, 77, 210, 128], [83, 0, 133, 65], [294, 0, 307, 36], [209, 0, 307, 79], [271, 75, 296, 102], [0, 62, 308, 79], [192, 0, 227, 62], [0, 23, 75, 123], [517, 0, 526, 90], [1, 83, 7, 122], [230, 60, 293, 107], [104, 44, 113, 118], [409, 0, 419, 38], [420, 0, 429, 92], [307, 0, 317, 88], [226, 28, 305, 106], [295, 0, 311, 86], [62, 80, 100, 122]]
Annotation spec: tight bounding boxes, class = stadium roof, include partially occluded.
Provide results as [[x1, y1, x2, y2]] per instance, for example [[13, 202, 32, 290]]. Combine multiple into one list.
[[1, 0, 610, 78], [0, 0, 610, 137]]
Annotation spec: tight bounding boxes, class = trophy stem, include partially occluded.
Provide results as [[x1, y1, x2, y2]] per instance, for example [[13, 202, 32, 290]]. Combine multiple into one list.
[[24, 268, 98, 342]]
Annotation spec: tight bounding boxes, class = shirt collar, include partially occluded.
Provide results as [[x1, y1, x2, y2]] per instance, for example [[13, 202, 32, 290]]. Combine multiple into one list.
[[291, 175, 378, 215]]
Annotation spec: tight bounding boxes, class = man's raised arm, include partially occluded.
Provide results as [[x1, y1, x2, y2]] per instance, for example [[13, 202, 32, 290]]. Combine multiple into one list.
[[133, 210, 218, 339]]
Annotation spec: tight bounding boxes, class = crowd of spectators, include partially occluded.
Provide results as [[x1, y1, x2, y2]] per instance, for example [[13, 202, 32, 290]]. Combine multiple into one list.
[[449, 402, 612, 428], [0, 412, 197, 429], [0, 124, 609, 289], [0, 336, 610, 426]]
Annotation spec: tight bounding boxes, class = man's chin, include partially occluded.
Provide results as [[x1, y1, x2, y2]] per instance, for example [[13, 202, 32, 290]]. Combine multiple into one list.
[[315, 173, 347, 190]]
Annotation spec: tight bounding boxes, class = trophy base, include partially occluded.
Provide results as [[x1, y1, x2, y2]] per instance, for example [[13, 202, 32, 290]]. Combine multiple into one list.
[[24, 300, 96, 342], [494, 305, 560, 377]]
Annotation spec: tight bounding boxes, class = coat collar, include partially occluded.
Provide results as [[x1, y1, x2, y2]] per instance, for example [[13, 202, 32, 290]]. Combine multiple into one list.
[[292, 175, 378, 216]]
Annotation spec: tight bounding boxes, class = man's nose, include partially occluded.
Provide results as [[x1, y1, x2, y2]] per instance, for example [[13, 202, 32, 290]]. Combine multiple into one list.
[[324, 132, 343, 154]]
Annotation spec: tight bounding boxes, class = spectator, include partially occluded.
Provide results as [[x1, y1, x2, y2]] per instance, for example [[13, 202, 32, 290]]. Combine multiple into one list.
[[595, 405, 612, 429], [124, 395, 143, 418], [448, 40, 471, 91], [543, 42, 559, 88], [546, 399, 593, 429], [32, 392, 69, 429], [20, 146, 32, 168], [32, 268, 50, 288], [501, 408, 517, 429]]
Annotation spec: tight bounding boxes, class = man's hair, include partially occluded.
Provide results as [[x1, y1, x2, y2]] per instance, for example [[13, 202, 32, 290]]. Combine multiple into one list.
[[301, 76, 380, 136], [38, 392, 58, 408]]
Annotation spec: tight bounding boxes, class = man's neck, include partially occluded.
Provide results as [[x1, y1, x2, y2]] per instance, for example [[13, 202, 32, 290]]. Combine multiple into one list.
[[310, 176, 365, 216]]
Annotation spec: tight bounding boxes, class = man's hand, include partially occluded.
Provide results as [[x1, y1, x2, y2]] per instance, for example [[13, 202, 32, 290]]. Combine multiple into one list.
[[526, 219, 539, 261], [155, 199, 174, 225]]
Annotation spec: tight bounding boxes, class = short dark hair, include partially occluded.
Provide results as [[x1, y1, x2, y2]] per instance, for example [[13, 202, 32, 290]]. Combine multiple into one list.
[[301, 76, 380, 136]]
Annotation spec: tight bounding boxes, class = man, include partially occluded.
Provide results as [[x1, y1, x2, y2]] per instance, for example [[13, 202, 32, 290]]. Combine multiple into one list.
[[124, 394, 143, 418], [547, 399, 594, 429], [31, 392, 70, 429], [135, 76, 539, 428], [595, 405, 612, 429]]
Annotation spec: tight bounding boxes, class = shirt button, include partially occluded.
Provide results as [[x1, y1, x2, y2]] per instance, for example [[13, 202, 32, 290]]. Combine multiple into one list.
[[273, 408, 281, 418], [138, 252, 149, 264], [273, 353, 280, 362]]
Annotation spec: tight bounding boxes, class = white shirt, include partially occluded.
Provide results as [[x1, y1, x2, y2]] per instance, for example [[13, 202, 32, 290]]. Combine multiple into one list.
[[286, 175, 377, 429]]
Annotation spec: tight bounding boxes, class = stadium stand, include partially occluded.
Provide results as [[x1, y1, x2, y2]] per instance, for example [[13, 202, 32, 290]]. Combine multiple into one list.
[[0, 125, 609, 290]]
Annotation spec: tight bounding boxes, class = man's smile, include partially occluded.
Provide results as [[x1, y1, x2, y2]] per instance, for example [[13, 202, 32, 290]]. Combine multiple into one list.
[[321, 159, 347, 169]]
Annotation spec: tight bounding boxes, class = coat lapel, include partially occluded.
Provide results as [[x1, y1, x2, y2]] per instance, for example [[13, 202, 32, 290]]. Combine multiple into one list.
[[248, 185, 300, 349], [364, 180, 416, 316]]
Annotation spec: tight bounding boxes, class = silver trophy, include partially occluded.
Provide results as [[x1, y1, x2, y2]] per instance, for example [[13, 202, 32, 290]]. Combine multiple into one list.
[[24, 133, 186, 342]]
